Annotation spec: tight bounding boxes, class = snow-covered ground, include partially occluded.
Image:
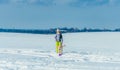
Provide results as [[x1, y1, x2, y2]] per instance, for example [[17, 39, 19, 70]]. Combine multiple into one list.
[[0, 32, 120, 70]]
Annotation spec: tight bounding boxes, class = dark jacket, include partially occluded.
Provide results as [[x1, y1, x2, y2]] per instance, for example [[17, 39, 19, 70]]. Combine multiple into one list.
[[55, 33, 63, 43]]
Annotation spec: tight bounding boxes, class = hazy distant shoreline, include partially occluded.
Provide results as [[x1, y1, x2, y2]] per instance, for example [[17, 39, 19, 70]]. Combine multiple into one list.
[[0, 28, 120, 34]]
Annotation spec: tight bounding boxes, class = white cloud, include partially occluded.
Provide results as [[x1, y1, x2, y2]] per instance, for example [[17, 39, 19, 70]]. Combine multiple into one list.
[[108, 0, 120, 5], [0, 0, 119, 6], [53, 0, 77, 5]]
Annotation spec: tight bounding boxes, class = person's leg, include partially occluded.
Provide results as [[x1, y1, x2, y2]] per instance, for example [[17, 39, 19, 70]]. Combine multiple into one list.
[[56, 41, 59, 53], [58, 42, 63, 55]]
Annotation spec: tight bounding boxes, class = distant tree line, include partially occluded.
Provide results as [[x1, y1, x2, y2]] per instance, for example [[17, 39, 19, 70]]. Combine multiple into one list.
[[0, 27, 120, 34]]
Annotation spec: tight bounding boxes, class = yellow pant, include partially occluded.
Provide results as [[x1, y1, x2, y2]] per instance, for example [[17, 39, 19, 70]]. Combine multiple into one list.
[[56, 41, 62, 53]]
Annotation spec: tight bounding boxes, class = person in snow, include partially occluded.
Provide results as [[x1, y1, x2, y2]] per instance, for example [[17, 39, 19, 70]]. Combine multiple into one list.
[[55, 29, 63, 56]]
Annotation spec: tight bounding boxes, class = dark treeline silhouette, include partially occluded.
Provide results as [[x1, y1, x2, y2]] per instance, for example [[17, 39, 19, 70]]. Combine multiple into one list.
[[0, 27, 119, 34], [0, 28, 56, 34]]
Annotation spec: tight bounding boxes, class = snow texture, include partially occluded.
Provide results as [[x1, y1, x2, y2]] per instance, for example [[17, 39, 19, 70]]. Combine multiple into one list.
[[0, 32, 120, 70]]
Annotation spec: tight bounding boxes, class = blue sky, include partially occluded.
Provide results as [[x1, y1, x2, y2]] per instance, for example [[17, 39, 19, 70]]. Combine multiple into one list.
[[0, 0, 120, 29]]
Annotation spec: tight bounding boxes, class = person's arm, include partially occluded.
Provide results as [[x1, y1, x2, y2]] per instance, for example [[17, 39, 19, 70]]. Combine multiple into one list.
[[61, 34, 63, 44], [55, 34, 57, 41]]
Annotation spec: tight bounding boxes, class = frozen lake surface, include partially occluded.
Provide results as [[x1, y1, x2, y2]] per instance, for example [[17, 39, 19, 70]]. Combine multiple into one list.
[[0, 32, 120, 70]]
